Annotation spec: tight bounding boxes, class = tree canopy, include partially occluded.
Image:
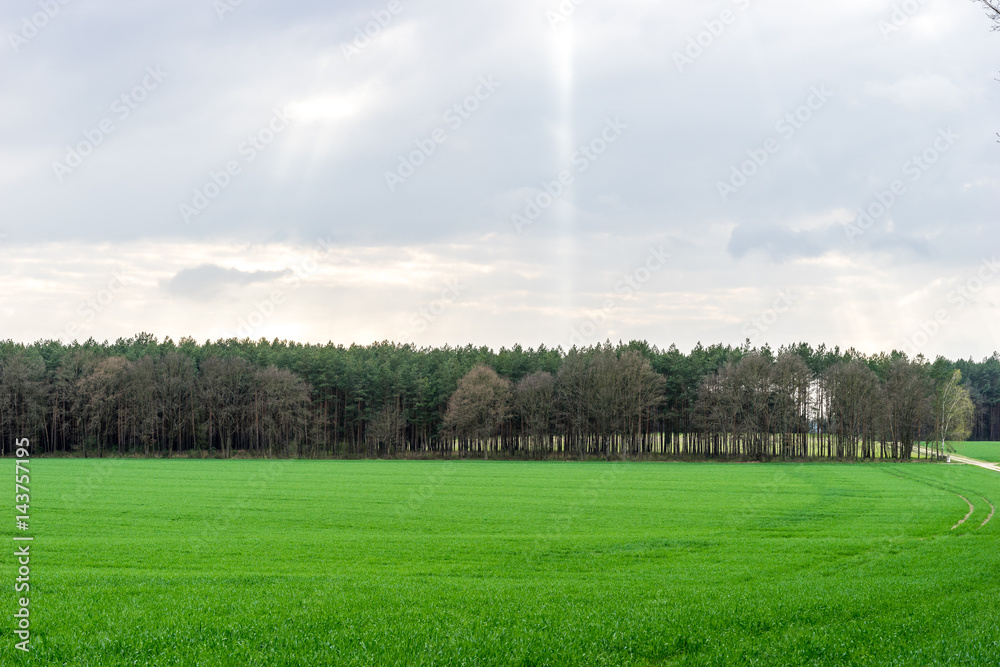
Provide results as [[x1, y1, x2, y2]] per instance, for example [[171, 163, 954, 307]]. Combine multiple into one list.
[[0, 335, 997, 460]]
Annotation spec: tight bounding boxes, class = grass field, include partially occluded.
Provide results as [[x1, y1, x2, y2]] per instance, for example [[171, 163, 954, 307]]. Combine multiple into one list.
[[948, 441, 1000, 463], [4, 459, 1000, 666]]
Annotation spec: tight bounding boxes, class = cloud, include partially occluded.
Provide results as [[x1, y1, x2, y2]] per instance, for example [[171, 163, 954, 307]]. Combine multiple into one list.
[[865, 74, 965, 110], [162, 264, 290, 300], [727, 224, 839, 263], [1, 0, 999, 359]]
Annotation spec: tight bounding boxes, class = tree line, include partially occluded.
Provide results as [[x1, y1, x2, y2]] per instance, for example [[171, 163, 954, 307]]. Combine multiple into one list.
[[0, 334, 987, 460]]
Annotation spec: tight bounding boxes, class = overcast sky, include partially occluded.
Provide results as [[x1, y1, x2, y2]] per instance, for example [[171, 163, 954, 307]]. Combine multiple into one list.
[[1, 0, 998, 359]]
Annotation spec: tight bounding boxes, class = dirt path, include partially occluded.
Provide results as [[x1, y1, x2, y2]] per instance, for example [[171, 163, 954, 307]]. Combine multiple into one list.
[[947, 453, 1000, 474], [951, 493, 975, 530], [924, 450, 998, 528], [916, 446, 1000, 474]]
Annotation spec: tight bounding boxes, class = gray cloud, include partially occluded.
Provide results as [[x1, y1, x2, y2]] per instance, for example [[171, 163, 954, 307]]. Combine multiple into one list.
[[162, 264, 290, 300], [1, 0, 999, 356]]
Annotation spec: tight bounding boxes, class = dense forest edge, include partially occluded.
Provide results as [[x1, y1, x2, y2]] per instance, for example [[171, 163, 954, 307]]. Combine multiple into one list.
[[0, 334, 994, 461]]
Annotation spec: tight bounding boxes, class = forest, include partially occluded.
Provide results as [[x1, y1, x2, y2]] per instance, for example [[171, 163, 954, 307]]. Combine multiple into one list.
[[0, 334, 994, 460]]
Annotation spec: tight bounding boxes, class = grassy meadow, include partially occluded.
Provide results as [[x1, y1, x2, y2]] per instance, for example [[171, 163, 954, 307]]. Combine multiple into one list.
[[4, 458, 1000, 665], [949, 440, 1000, 463]]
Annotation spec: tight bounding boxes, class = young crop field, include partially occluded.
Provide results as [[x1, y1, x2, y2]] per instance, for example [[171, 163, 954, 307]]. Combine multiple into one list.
[[5, 458, 999, 665], [949, 441, 1000, 463]]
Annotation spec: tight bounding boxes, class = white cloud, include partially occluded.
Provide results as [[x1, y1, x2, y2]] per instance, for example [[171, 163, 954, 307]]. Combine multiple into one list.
[[0, 0, 998, 359], [785, 208, 855, 232], [865, 73, 965, 110]]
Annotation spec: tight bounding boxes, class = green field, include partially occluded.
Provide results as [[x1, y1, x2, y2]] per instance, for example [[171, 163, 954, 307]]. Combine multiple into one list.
[[949, 441, 1000, 463], [5, 459, 1000, 666]]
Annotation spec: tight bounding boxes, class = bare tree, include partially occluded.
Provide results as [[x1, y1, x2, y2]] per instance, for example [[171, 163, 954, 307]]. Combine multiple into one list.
[[973, 1, 1000, 141], [443, 365, 512, 459], [0, 352, 47, 456], [772, 352, 811, 458], [256, 366, 312, 458], [974, 0, 1000, 28], [824, 361, 881, 459], [556, 350, 593, 459], [514, 371, 555, 458], [157, 351, 196, 457], [883, 358, 933, 460], [367, 399, 407, 457], [77, 356, 130, 457], [49, 348, 98, 454], [697, 353, 775, 459], [552, 346, 663, 459], [736, 354, 774, 459], [199, 357, 254, 458], [0, 337, 983, 462], [615, 350, 665, 458], [588, 347, 621, 458], [696, 361, 742, 457], [127, 356, 158, 457]]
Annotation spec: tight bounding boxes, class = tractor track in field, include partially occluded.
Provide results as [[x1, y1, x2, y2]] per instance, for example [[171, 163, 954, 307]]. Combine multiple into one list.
[[908, 448, 999, 529], [934, 451, 996, 528], [950, 493, 975, 530], [885, 468, 993, 531], [981, 497, 995, 528]]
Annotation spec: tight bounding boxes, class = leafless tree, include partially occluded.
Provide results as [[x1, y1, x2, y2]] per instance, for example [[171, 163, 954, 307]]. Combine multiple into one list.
[[883, 358, 934, 460], [556, 350, 593, 459], [554, 346, 663, 459], [0, 338, 973, 461], [771, 352, 811, 458], [367, 399, 407, 457], [443, 365, 512, 459], [0, 352, 47, 456], [515, 371, 555, 458], [974, 0, 1000, 28], [199, 357, 254, 458], [157, 351, 196, 457], [973, 1, 1000, 141], [615, 350, 665, 458], [77, 356, 130, 457], [824, 360, 881, 459]]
